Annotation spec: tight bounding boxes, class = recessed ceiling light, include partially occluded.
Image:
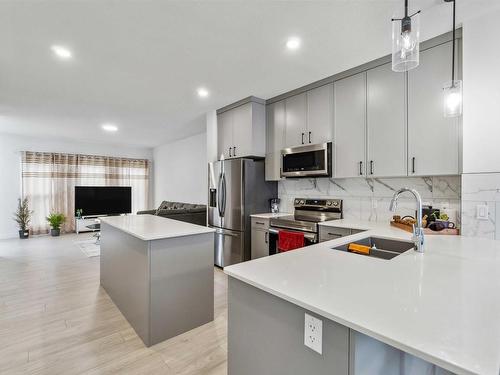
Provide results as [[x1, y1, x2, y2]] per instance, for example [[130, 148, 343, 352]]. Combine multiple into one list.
[[51, 45, 72, 60], [101, 123, 118, 132], [286, 37, 301, 50], [197, 87, 209, 98]]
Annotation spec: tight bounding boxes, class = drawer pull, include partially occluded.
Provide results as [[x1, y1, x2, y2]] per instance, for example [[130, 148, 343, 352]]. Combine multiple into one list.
[[327, 233, 343, 237], [255, 221, 265, 225]]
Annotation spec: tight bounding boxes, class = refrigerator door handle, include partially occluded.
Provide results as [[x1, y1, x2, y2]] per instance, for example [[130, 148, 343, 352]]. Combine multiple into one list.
[[217, 172, 226, 217]]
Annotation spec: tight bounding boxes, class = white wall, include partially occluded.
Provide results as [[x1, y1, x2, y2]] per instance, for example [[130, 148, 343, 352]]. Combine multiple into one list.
[[0, 132, 153, 239], [206, 110, 218, 163], [462, 7, 500, 174], [153, 132, 207, 207]]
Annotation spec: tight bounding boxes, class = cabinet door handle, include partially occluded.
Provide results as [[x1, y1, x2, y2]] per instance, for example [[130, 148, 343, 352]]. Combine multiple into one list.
[[412, 157, 416, 174], [233, 146, 236, 156], [370, 160, 374, 175], [255, 221, 265, 225], [229, 147, 232, 157], [308, 131, 311, 143], [265, 232, 268, 244], [301, 132, 305, 144], [359, 161, 363, 176]]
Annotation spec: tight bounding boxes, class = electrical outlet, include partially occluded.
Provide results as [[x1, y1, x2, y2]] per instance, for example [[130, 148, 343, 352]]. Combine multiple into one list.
[[304, 313, 322, 354], [476, 204, 489, 220]]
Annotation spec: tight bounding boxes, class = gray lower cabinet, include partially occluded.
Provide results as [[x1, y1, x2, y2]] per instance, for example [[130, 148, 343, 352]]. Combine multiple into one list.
[[228, 277, 349, 375], [319, 226, 352, 242], [334, 72, 367, 178], [408, 41, 460, 176], [319, 226, 366, 242], [350, 331, 455, 375], [367, 63, 407, 177], [251, 217, 270, 259], [251, 228, 268, 259], [228, 277, 456, 375]]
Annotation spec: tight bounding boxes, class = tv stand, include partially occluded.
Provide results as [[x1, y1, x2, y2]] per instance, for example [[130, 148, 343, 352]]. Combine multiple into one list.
[[76, 216, 101, 234]]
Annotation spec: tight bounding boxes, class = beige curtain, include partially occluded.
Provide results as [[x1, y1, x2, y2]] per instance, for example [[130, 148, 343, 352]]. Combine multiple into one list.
[[21, 151, 149, 234]]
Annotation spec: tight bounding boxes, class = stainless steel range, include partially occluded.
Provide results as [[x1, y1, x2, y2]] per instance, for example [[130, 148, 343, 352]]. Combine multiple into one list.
[[268, 198, 343, 254]]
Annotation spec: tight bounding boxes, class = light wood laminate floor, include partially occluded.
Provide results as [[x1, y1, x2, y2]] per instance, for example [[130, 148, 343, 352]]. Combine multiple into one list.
[[0, 233, 228, 375]]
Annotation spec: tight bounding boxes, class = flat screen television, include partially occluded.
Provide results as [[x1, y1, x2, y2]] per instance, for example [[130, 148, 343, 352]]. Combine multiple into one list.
[[75, 186, 132, 216]]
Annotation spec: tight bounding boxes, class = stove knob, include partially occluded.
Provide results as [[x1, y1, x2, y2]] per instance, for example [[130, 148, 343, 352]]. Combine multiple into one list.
[[294, 199, 299, 204], [326, 201, 332, 206], [333, 201, 338, 206], [300, 200, 305, 205]]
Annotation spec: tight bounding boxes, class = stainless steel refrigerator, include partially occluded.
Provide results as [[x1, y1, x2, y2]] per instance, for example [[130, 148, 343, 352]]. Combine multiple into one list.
[[208, 158, 277, 268]]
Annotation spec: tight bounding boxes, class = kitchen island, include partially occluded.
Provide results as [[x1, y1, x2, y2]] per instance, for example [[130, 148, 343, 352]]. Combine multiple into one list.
[[225, 221, 500, 375], [100, 214, 215, 347]]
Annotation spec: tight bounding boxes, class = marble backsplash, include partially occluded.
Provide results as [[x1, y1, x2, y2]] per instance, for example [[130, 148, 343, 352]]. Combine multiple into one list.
[[461, 173, 500, 239], [278, 176, 461, 226]]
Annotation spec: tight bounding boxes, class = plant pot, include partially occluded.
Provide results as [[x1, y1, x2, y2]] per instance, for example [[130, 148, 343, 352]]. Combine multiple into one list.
[[50, 228, 61, 237], [18, 230, 29, 239]]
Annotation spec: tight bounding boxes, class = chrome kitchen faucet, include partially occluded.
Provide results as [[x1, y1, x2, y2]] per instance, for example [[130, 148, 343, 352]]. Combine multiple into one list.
[[389, 188, 425, 253]]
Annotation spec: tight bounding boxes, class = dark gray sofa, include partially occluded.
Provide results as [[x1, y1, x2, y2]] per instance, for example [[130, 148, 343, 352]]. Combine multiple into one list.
[[137, 201, 207, 226]]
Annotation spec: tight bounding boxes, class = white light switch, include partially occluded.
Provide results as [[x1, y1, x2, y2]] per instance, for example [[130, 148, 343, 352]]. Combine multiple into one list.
[[304, 313, 322, 355], [476, 204, 489, 221]]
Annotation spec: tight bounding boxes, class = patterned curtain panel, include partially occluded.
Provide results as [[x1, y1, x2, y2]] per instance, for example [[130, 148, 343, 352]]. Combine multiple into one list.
[[21, 151, 149, 234]]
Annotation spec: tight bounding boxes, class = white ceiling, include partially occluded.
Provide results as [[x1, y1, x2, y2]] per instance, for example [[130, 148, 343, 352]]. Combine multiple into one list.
[[0, 0, 497, 148]]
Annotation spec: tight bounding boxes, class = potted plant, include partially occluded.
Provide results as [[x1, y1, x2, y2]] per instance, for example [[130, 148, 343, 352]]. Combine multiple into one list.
[[13, 197, 32, 239], [46, 212, 66, 237]]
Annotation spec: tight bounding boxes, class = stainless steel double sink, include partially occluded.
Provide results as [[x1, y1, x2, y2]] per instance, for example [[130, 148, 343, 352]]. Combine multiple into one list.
[[332, 236, 415, 260]]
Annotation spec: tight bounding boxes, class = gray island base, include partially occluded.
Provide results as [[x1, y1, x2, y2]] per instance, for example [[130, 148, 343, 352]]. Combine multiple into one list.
[[228, 278, 454, 375], [100, 215, 215, 347]]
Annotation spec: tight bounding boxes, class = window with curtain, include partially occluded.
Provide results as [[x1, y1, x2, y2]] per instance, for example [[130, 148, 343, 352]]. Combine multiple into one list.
[[21, 151, 150, 234]]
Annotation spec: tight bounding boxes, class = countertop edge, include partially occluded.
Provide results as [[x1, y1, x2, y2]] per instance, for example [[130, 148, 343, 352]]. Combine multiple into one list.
[[250, 213, 291, 219], [100, 217, 215, 241]]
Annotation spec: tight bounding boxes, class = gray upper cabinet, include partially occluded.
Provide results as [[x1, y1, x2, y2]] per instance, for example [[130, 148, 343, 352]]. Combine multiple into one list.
[[334, 72, 367, 178], [265, 101, 286, 181], [232, 103, 253, 158], [263, 35, 461, 180], [367, 63, 407, 177], [217, 99, 266, 160], [307, 83, 334, 145], [408, 41, 460, 176], [284, 93, 307, 148], [266, 84, 333, 180], [217, 110, 233, 160]]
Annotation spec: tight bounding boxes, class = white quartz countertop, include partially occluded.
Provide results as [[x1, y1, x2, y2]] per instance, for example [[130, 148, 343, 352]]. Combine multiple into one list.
[[100, 214, 215, 241], [250, 212, 291, 219], [225, 220, 500, 375]]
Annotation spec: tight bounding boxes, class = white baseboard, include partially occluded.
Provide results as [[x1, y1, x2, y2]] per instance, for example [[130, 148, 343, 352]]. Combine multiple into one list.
[[0, 232, 18, 240]]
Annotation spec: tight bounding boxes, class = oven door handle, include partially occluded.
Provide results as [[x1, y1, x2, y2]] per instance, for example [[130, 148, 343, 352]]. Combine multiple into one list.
[[268, 228, 317, 243]]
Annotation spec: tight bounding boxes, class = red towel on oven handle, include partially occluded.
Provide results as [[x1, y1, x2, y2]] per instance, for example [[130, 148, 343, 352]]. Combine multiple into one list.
[[278, 230, 305, 252]]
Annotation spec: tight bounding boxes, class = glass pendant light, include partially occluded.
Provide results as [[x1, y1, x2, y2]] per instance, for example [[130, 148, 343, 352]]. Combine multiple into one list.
[[391, 0, 421, 72], [443, 0, 463, 117]]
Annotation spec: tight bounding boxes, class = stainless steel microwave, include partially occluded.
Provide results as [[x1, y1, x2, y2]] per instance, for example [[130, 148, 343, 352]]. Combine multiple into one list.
[[281, 142, 332, 178]]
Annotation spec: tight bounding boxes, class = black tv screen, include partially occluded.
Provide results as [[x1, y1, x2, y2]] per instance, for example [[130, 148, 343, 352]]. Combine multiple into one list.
[[75, 186, 132, 216]]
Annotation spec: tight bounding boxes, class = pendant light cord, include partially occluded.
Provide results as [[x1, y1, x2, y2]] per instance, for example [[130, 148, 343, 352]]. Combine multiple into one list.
[[451, 0, 456, 85]]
